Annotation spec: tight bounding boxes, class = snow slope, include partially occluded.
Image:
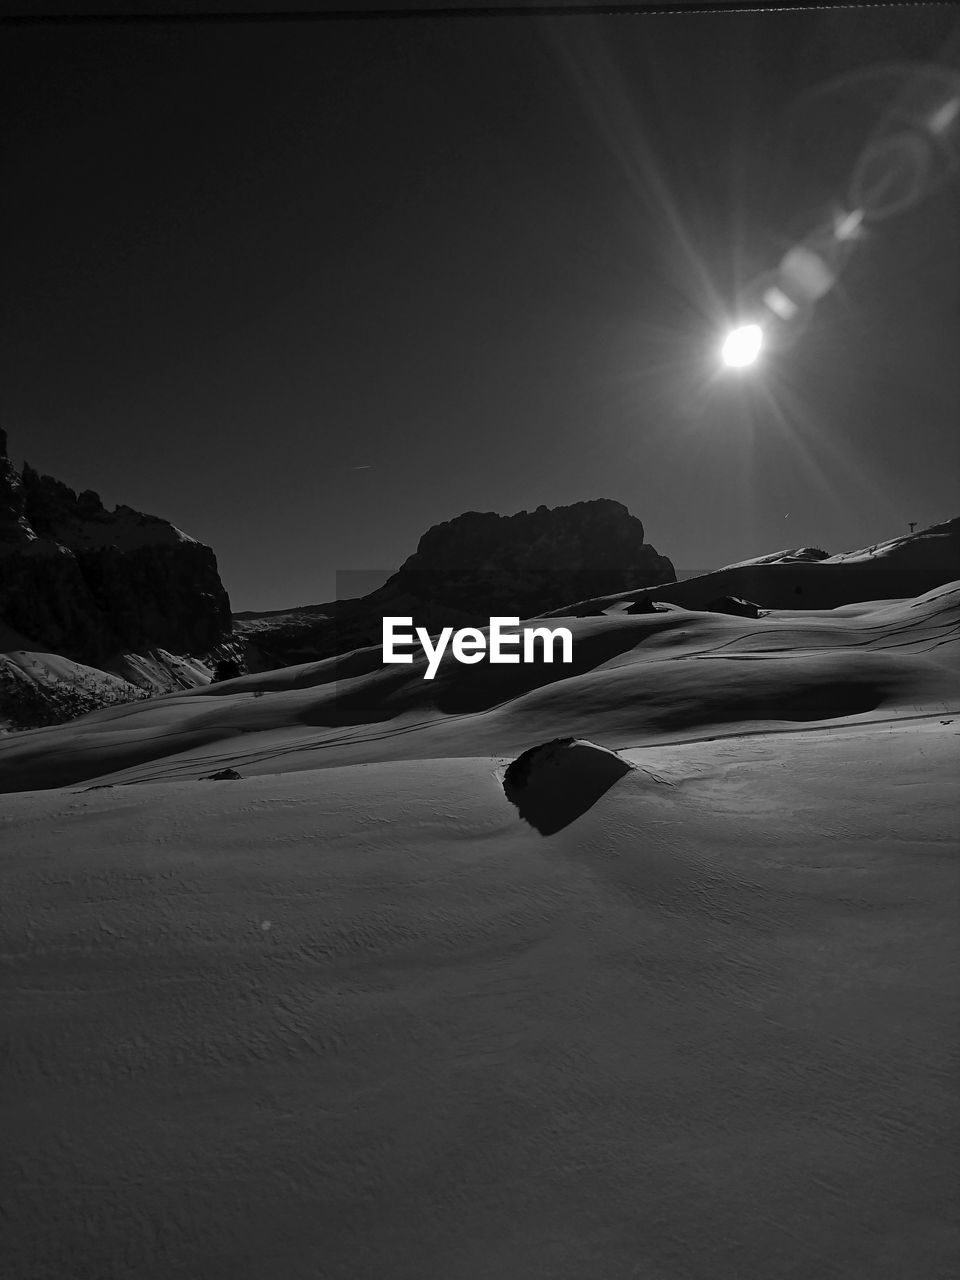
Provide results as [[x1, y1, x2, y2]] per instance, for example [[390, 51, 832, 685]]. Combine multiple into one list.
[[1, 579, 956, 793], [539, 516, 960, 615], [2, 551, 959, 1277], [0, 646, 221, 734], [3, 719, 958, 1279]]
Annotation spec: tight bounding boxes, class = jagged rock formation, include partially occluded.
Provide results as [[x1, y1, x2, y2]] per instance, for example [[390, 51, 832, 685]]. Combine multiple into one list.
[[0, 429, 232, 666], [376, 499, 676, 618], [234, 500, 677, 669], [0, 438, 34, 545]]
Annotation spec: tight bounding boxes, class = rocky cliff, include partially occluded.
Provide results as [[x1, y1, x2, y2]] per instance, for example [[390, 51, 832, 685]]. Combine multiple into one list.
[[234, 499, 677, 669], [0, 429, 232, 666], [377, 499, 677, 617]]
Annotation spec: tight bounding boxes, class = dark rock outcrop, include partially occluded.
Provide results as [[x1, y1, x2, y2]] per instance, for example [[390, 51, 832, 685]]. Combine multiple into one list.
[[704, 595, 765, 618], [234, 500, 677, 669], [375, 499, 676, 619], [503, 737, 634, 836], [625, 596, 667, 614], [0, 430, 232, 665], [0, 431, 34, 547]]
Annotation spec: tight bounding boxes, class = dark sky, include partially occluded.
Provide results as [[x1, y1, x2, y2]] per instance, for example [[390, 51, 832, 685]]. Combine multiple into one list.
[[2, 6, 958, 611]]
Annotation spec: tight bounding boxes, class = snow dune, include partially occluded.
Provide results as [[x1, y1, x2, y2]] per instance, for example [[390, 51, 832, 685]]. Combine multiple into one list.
[[541, 516, 960, 615], [3, 718, 958, 1278], [0, 579, 956, 793], [2, 564, 959, 1277]]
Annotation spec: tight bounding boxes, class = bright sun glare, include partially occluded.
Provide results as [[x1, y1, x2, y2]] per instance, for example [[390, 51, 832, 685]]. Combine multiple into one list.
[[720, 323, 764, 368]]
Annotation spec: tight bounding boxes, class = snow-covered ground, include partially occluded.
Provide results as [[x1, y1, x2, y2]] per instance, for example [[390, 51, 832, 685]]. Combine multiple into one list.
[[0, 647, 216, 735], [2, 567, 959, 1277]]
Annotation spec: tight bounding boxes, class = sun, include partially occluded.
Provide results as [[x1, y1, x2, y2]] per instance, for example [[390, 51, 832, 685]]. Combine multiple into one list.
[[720, 323, 764, 368]]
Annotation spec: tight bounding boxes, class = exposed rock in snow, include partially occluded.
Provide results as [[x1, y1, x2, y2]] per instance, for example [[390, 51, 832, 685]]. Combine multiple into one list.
[[503, 737, 634, 835], [704, 595, 765, 618]]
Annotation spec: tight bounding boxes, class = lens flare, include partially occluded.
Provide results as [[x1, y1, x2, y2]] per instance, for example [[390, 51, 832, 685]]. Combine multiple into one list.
[[714, 60, 960, 370], [720, 324, 764, 368], [834, 207, 865, 240]]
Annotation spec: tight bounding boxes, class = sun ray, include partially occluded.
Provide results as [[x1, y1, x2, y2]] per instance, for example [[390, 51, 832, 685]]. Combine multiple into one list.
[[540, 17, 728, 327]]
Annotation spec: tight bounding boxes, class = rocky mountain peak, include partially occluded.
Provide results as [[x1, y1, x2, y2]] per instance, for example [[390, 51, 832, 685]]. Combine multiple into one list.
[[385, 498, 675, 618], [0, 434, 231, 664]]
